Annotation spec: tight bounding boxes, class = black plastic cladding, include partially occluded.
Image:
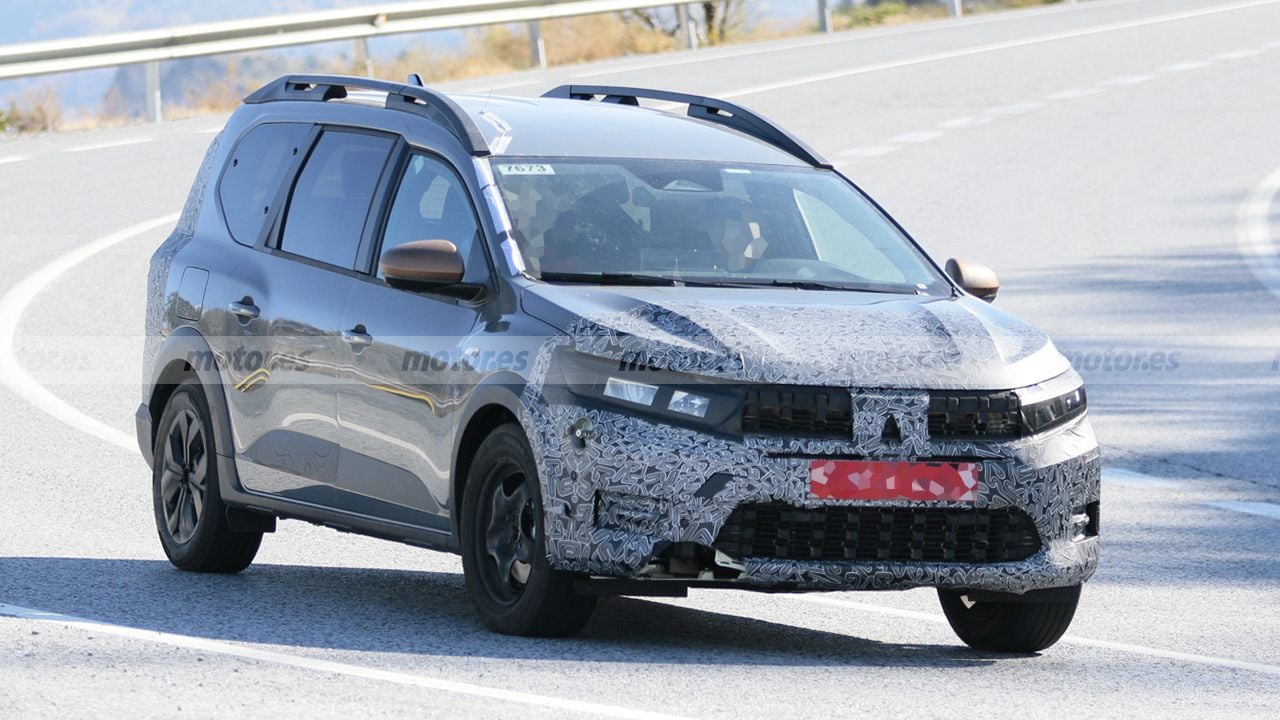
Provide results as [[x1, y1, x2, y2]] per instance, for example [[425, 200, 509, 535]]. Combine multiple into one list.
[[542, 84, 834, 169], [243, 74, 492, 156]]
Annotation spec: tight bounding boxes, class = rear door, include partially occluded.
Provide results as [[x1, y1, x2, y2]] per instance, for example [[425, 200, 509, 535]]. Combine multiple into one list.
[[224, 127, 395, 506], [334, 150, 490, 525]]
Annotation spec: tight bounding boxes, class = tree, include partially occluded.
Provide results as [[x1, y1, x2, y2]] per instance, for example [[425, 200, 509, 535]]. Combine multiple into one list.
[[625, 1, 753, 46]]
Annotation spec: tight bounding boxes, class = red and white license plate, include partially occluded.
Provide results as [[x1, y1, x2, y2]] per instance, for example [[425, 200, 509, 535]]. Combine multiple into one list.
[[810, 459, 980, 502]]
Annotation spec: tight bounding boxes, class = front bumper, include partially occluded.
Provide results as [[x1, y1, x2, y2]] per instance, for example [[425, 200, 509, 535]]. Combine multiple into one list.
[[520, 395, 1101, 595]]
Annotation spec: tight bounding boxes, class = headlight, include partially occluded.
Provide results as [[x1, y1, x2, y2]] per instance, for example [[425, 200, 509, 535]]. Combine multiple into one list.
[[1018, 370, 1088, 435], [547, 349, 742, 433], [603, 377, 659, 406]]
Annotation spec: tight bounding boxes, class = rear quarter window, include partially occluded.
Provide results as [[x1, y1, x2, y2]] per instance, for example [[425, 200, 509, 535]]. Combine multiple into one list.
[[217, 123, 312, 247]]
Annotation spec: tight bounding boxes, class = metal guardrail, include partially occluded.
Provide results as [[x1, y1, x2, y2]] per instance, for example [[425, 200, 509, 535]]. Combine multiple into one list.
[[0, 0, 968, 122]]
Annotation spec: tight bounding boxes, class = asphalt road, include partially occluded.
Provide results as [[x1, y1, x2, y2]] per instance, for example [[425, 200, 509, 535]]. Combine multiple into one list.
[[2, 0, 1279, 717]]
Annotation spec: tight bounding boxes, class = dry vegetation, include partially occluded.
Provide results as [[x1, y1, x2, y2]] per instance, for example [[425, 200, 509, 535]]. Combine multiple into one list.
[[0, 87, 63, 133], [1, 0, 1058, 134]]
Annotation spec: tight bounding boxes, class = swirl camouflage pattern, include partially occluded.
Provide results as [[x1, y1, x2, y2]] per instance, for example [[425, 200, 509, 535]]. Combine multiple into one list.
[[520, 297, 1100, 593]]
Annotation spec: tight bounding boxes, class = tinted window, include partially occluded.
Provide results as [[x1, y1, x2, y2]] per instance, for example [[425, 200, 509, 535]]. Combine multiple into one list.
[[280, 130, 393, 269], [218, 123, 311, 247], [493, 158, 947, 294], [379, 153, 485, 282]]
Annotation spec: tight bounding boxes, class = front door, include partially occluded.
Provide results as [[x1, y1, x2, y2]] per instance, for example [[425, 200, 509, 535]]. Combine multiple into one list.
[[335, 152, 488, 526]]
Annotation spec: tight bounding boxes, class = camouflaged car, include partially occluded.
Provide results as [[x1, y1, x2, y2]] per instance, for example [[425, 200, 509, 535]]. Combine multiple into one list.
[[139, 75, 1099, 650]]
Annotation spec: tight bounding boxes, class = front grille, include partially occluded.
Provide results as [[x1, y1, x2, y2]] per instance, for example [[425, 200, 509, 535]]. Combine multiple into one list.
[[714, 503, 1042, 564], [740, 387, 1025, 441], [741, 387, 852, 439], [928, 391, 1022, 440]]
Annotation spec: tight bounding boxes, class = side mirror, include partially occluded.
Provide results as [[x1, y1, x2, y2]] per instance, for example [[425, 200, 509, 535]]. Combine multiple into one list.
[[380, 240, 465, 292], [945, 258, 999, 303]]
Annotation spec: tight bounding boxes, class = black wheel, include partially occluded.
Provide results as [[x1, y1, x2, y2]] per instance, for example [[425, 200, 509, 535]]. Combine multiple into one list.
[[152, 380, 262, 573], [460, 424, 596, 636], [937, 586, 1081, 653]]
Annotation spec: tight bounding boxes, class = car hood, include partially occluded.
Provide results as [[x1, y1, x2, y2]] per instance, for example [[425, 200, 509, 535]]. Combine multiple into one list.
[[521, 285, 1069, 390]]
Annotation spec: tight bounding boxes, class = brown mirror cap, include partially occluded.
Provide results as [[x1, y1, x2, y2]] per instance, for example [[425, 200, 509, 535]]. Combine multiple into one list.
[[945, 257, 999, 303], [380, 239, 464, 286]]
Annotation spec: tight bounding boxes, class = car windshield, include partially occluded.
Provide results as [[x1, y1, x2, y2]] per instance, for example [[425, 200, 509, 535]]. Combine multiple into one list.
[[491, 157, 949, 294]]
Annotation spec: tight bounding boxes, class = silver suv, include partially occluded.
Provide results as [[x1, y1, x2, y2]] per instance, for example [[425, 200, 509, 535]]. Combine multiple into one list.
[[139, 75, 1099, 650]]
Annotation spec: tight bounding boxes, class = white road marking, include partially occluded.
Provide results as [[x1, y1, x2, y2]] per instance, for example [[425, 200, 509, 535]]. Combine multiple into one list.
[[888, 130, 944, 144], [1099, 74, 1156, 86], [716, 0, 1280, 99], [1046, 88, 1102, 100], [194, 127, 222, 134], [0, 214, 178, 454], [65, 138, 154, 153], [793, 595, 1280, 677], [0, 155, 29, 166], [1157, 60, 1213, 72], [1205, 501, 1280, 521], [1237, 164, 1280, 302], [1212, 48, 1265, 60], [839, 145, 899, 158], [1101, 468, 1181, 489], [562, 0, 1156, 80], [0, 604, 688, 720], [985, 101, 1045, 115], [937, 115, 991, 129]]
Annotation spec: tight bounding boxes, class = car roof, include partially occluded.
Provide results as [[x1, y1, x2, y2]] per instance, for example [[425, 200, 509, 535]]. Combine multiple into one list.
[[446, 93, 809, 166]]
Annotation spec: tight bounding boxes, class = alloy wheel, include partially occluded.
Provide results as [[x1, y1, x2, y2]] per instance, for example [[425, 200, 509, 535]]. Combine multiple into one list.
[[159, 408, 208, 544]]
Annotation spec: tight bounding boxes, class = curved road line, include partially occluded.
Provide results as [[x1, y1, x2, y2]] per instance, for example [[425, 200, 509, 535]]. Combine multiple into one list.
[[0, 214, 693, 718], [1238, 165, 1280, 303], [0, 213, 178, 454]]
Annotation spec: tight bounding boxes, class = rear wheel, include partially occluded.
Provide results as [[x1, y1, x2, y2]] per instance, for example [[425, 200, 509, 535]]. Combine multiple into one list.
[[460, 424, 596, 636], [152, 380, 262, 573], [937, 586, 1081, 653]]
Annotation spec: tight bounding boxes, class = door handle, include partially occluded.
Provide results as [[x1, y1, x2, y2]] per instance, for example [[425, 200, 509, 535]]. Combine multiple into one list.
[[228, 298, 260, 320], [342, 325, 373, 348]]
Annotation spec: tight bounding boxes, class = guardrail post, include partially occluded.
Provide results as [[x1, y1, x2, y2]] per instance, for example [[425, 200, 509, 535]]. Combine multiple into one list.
[[818, 0, 833, 33], [353, 37, 374, 77], [528, 21, 547, 69], [144, 60, 162, 123], [675, 4, 698, 50], [947, 0, 964, 18]]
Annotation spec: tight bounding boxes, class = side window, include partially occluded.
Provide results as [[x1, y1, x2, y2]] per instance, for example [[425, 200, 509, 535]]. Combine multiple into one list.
[[218, 123, 311, 247], [279, 130, 394, 269], [378, 153, 486, 282]]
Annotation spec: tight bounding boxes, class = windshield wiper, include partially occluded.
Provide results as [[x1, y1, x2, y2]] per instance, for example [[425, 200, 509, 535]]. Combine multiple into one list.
[[538, 272, 918, 293], [756, 279, 914, 294], [539, 272, 736, 287]]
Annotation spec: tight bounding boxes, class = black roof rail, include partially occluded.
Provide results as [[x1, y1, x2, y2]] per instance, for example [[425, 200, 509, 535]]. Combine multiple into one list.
[[542, 85, 831, 169], [244, 74, 490, 156]]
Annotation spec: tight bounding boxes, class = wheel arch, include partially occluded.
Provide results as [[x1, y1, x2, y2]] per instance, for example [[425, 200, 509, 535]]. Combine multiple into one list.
[[143, 327, 236, 468], [449, 373, 528, 547]]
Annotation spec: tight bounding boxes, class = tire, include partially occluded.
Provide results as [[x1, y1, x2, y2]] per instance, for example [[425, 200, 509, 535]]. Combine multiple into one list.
[[152, 379, 262, 573], [937, 586, 1081, 653], [460, 424, 596, 636]]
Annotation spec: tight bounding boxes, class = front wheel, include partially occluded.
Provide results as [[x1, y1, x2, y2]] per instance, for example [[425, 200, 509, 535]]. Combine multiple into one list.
[[460, 424, 596, 636], [937, 586, 1081, 653]]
